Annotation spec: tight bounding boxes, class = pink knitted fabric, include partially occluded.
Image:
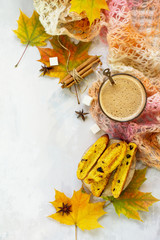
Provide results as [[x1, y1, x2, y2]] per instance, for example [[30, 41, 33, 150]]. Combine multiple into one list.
[[90, 0, 160, 169], [89, 78, 160, 169]]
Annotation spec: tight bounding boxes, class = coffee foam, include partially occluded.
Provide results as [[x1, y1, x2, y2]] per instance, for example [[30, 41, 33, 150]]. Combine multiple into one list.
[[99, 74, 147, 122]]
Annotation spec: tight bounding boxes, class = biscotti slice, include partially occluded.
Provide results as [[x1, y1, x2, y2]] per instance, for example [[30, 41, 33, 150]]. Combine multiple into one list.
[[84, 142, 117, 184], [77, 134, 109, 180], [90, 174, 111, 197], [86, 142, 127, 182], [112, 142, 137, 198]]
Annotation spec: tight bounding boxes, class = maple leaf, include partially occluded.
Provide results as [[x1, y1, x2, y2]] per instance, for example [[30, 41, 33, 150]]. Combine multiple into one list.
[[49, 188, 106, 231], [107, 191, 159, 221], [14, 10, 50, 67], [126, 167, 147, 191], [38, 35, 92, 81], [70, 0, 109, 24], [103, 168, 159, 221]]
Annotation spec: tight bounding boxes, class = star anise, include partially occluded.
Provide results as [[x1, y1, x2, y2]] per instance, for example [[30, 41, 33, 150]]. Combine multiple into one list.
[[75, 109, 89, 121], [56, 203, 72, 216], [40, 65, 53, 76]]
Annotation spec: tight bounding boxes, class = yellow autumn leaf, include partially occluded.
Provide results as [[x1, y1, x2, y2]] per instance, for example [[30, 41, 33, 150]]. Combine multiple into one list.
[[14, 10, 50, 46], [49, 188, 106, 230], [70, 0, 109, 24], [14, 10, 50, 67]]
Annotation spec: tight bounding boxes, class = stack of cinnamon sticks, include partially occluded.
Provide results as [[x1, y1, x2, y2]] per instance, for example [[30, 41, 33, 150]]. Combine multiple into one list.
[[60, 56, 102, 88]]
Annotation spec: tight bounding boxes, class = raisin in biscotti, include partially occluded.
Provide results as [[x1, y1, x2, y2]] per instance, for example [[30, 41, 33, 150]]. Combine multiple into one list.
[[112, 142, 137, 198], [86, 142, 127, 182], [77, 134, 109, 180]]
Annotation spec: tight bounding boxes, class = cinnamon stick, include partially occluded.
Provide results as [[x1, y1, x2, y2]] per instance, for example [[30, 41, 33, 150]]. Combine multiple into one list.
[[63, 58, 101, 87], [60, 55, 99, 84], [62, 67, 94, 88]]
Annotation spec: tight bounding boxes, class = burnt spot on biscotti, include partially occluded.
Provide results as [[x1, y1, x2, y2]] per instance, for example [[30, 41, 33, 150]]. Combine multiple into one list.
[[117, 180, 120, 183], [97, 167, 104, 173], [126, 162, 129, 165], [80, 170, 83, 173], [81, 159, 87, 162]]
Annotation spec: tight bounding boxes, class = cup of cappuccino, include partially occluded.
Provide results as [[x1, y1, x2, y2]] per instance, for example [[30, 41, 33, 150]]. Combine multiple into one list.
[[98, 73, 147, 122]]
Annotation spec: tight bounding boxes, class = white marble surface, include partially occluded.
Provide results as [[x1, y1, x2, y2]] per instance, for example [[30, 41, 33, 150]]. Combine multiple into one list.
[[0, 0, 160, 239]]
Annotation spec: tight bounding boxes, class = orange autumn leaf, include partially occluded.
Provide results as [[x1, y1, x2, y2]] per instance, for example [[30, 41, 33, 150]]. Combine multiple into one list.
[[49, 189, 106, 230], [70, 0, 109, 24], [38, 35, 92, 81], [14, 10, 50, 67], [103, 168, 159, 221]]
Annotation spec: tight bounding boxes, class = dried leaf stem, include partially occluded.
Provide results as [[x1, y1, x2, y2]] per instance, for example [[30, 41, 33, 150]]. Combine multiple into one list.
[[15, 42, 30, 67], [75, 224, 77, 240]]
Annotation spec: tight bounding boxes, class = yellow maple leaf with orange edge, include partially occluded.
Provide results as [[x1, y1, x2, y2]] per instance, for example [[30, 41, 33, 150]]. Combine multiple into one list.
[[70, 0, 109, 24], [49, 188, 106, 230], [13, 10, 50, 67]]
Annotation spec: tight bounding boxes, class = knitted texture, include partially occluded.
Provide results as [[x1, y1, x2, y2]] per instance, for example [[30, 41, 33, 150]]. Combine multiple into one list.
[[90, 0, 160, 169], [33, 0, 103, 42]]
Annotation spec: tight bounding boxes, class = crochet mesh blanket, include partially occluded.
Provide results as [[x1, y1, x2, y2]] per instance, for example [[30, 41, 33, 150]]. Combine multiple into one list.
[[89, 0, 160, 169], [33, 0, 104, 41]]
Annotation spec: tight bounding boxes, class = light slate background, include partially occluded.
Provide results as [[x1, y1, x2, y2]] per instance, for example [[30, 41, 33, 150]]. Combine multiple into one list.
[[0, 0, 160, 239]]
